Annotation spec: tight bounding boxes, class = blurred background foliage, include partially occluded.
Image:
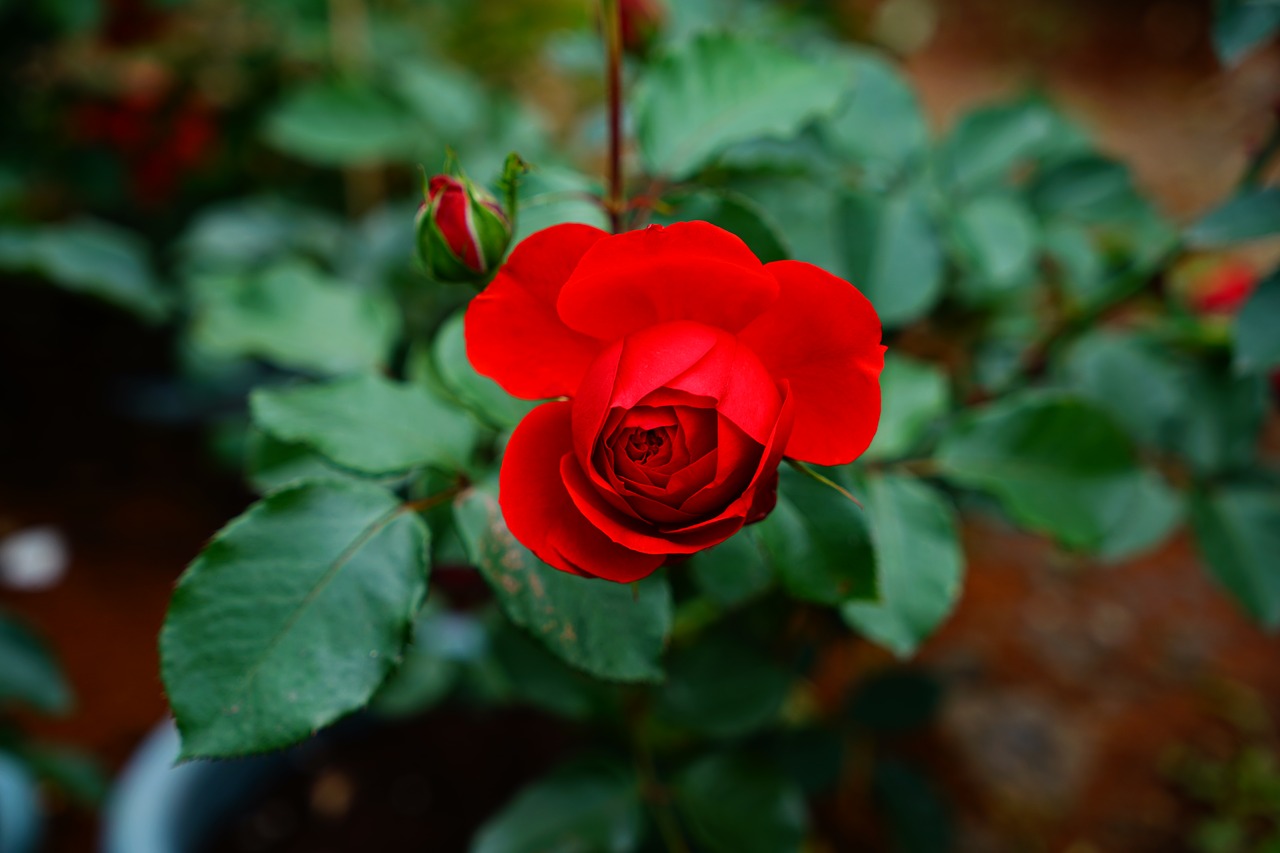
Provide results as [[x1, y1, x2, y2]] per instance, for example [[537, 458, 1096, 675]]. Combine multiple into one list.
[[2, 0, 1280, 851]]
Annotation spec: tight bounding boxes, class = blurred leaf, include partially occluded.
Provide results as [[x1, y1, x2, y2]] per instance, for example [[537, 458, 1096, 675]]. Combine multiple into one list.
[[429, 310, 537, 430], [37, 0, 100, 32], [768, 728, 843, 795], [937, 393, 1145, 549], [674, 753, 808, 853], [251, 374, 475, 476], [733, 176, 843, 271], [1028, 155, 1140, 223], [1042, 222, 1108, 304], [0, 753, 40, 853], [636, 34, 850, 178], [688, 527, 774, 608], [844, 474, 964, 657], [1172, 366, 1267, 477], [244, 430, 358, 494], [655, 191, 789, 263], [759, 464, 877, 605], [177, 197, 343, 274], [1214, 0, 1280, 66], [19, 744, 108, 807], [263, 81, 421, 166], [822, 47, 928, 187], [936, 99, 1085, 193], [837, 184, 944, 326], [1192, 483, 1280, 628], [490, 622, 610, 721], [392, 59, 487, 139], [0, 614, 72, 715], [160, 480, 429, 759], [471, 759, 644, 853], [874, 759, 954, 853], [657, 632, 791, 738], [951, 194, 1039, 299], [864, 354, 950, 461], [1235, 267, 1280, 372], [371, 601, 479, 717], [1186, 188, 1280, 247], [0, 220, 169, 322], [189, 261, 399, 376], [1095, 470, 1183, 563], [514, 169, 608, 244], [454, 485, 671, 683], [848, 669, 942, 732], [1059, 331, 1186, 447]]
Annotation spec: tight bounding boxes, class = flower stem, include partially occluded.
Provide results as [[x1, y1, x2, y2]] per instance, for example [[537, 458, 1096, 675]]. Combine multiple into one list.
[[787, 459, 863, 509], [602, 0, 626, 233]]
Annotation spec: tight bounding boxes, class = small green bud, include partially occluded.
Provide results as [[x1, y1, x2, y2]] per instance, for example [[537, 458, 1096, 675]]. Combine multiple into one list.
[[415, 173, 512, 284]]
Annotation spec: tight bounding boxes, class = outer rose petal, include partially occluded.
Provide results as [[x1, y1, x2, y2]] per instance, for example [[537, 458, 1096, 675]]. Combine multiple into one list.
[[500, 401, 665, 582], [740, 260, 885, 465], [557, 222, 779, 340], [466, 223, 610, 399]]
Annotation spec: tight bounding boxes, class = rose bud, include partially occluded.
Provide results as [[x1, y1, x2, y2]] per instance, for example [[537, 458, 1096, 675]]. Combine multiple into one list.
[[415, 174, 512, 284], [466, 221, 885, 583], [1193, 259, 1257, 315], [620, 0, 666, 56]]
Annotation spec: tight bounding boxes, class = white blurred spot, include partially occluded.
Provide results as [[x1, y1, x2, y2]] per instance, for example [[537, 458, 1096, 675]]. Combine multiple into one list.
[[0, 526, 69, 591]]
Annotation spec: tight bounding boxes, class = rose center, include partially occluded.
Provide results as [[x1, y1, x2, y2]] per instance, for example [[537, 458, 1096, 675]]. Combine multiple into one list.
[[623, 427, 667, 464]]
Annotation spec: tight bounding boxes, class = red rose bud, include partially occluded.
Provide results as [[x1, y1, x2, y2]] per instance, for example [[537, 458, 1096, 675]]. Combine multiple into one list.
[[619, 0, 666, 55], [415, 174, 512, 284], [1193, 260, 1257, 315]]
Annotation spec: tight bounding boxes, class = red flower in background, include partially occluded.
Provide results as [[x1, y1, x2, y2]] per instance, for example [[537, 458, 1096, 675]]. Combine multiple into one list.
[[1192, 259, 1258, 315], [466, 221, 884, 582]]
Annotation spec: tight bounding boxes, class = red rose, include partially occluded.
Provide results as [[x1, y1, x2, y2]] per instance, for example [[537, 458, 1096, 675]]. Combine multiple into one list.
[[466, 221, 884, 582]]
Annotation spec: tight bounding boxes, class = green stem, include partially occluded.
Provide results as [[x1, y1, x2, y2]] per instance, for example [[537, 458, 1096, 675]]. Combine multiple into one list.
[[787, 459, 863, 509]]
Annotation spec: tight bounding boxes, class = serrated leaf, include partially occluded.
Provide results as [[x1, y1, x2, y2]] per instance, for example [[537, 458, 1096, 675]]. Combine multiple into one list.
[[1186, 188, 1280, 247], [838, 185, 944, 326], [0, 220, 169, 322], [471, 759, 644, 853], [863, 354, 950, 461], [1192, 483, 1280, 628], [251, 374, 475, 476], [0, 613, 72, 715], [843, 475, 964, 657], [189, 260, 399, 376], [758, 465, 877, 605], [936, 393, 1144, 550], [160, 480, 429, 759], [1235, 268, 1280, 372], [636, 34, 850, 178], [454, 486, 671, 683], [674, 753, 808, 853]]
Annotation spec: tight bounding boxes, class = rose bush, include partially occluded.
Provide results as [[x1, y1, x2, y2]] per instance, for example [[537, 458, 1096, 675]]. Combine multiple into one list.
[[466, 220, 885, 582]]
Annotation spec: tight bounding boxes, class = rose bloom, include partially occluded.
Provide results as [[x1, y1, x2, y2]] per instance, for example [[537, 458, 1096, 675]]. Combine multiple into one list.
[[466, 222, 884, 582]]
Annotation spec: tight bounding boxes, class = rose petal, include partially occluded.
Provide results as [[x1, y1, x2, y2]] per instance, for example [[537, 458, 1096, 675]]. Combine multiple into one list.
[[557, 222, 780, 339], [499, 401, 664, 582], [740, 261, 885, 465], [466, 224, 610, 399]]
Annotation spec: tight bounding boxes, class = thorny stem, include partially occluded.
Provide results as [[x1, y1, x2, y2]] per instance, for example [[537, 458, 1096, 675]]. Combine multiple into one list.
[[602, 0, 626, 233]]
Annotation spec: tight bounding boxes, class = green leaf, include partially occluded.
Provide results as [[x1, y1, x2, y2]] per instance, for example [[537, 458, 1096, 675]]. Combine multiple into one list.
[[471, 759, 644, 853], [1059, 331, 1186, 447], [674, 753, 808, 853], [244, 430, 358, 494], [733, 176, 843, 272], [1192, 483, 1280, 628], [843, 475, 964, 657], [160, 480, 429, 759], [1236, 268, 1280, 372], [177, 197, 343, 274], [864, 354, 950, 461], [936, 99, 1084, 193], [655, 191, 789, 264], [429, 310, 536, 431], [1028, 155, 1139, 224], [636, 34, 850, 178], [758, 465, 877, 605], [1042, 222, 1107, 303], [837, 185, 944, 326], [251, 374, 475, 476], [657, 632, 791, 738], [490, 621, 611, 721], [1095, 470, 1183, 563], [189, 260, 399, 376], [19, 744, 109, 806], [454, 485, 671, 683], [1172, 366, 1267, 477], [821, 48, 928, 187], [688, 526, 774, 608], [0, 613, 72, 714], [936, 393, 1144, 550], [1214, 0, 1280, 65], [514, 169, 609, 244], [370, 600, 471, 718], [950, 194, 1039, 298], [0, 220, 169, 322], [262, 81, 421, 166], [1186, 188, 1280, 247]]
